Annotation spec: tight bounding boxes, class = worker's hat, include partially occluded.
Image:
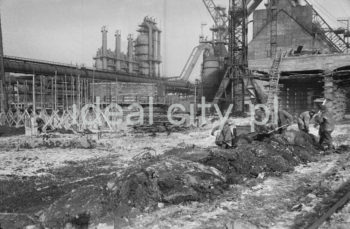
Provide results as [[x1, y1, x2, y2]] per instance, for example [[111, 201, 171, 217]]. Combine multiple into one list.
[[227, 117, 235, 126]]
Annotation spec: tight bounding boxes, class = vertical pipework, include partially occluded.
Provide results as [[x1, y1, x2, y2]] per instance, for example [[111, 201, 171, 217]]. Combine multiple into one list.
[[115, 30, 121, 71], [127, 34, 133, 73], [0, 13, 7, 112], [148, 23, 153, 77], [153, 29, 158, 62], [157, 30, 161, 62], [157, 30, 161, 77], [101, 26, 108, 69], [153, 29, 158, 76], [143, 19, 153, 77]]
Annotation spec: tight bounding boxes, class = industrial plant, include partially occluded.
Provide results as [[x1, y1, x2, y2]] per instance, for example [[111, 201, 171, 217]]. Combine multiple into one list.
[[1, 0, 350, 228], [94, 17, 162, 77]]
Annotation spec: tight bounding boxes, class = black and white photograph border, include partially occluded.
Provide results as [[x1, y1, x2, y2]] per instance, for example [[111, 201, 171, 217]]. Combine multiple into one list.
[[1, 0, 350, 228]]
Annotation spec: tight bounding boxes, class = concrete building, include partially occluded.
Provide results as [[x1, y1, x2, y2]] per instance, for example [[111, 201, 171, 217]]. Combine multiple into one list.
[[247, 0, 350, 118], [249, 0, 333, 60]]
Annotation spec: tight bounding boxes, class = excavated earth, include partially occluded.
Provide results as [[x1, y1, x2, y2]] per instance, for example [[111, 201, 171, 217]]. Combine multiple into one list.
[[0, 122, 350, 229]]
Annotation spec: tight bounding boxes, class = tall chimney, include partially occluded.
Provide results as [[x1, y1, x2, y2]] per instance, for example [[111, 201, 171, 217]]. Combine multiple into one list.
[[101, 26, 108, 69], [115, 30, 121, 71], [144, 18, 153, 77], [127, 34, 134, 73], [157, 30, 161, 62], [153, 29, 158, 61]]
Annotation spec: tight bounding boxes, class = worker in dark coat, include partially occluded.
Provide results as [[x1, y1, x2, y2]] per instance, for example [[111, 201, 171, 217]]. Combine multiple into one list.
[[277, 109, 293, 134], [297, 110, 316, 133], [254, 108, 269, 133], [314, 107, 335, 150], [211, 118, 237, 148]]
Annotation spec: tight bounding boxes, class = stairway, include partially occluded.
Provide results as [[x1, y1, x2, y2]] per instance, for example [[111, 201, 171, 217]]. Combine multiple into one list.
[[304, 0, 348, 53]]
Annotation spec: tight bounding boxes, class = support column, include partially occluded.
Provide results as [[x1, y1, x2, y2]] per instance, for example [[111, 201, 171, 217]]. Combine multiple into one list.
[[32, 74, 36, 113], [40, 75, 43, 109], [65, 75, 68, 110], [72, 76, 75, 107], [51, 77, 54, 109], [324, 75, 334, 111], [78, 75, 81, 109], [0, 14, 7, 112], [54, 71, 57, 110], [16, 81, 19, 110]]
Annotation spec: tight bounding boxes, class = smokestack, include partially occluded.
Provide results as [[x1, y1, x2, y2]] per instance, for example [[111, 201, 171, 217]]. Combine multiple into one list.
[[101, 26, 108, 69], [157, 30, 161, 62], [115, 30, 121, 71], [101, 26, 108, 55], [153, 30, 158, 61], [127, 34, 134, 73]]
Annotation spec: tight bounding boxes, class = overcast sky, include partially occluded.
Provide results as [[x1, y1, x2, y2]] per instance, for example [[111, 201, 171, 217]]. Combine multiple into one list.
[[1, 0, 350, 79]]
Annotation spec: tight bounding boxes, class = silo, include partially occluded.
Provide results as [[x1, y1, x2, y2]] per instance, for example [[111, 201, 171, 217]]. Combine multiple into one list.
[[135, 17, 162, 77], [135, 32, 150, 76]]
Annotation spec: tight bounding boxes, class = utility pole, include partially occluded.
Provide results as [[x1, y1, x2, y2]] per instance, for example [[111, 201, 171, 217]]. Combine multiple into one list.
[[0, 13, 8, 112]]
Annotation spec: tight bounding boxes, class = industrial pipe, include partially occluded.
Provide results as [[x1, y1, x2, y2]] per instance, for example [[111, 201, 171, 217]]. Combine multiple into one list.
[[144, 20, 153, 77], [3, 56, 191, 89], [115, 30, 121, 71], [101, 26, 108, 69]]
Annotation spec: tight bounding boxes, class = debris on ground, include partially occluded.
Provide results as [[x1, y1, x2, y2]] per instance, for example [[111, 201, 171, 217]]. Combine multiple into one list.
[[0, 123, 349, 229], [37, 129, 322, 227], [0, 126, 25, 137]]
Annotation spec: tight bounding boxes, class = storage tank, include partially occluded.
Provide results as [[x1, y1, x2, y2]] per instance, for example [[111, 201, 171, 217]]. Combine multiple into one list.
[[135, 33, 150, 75]]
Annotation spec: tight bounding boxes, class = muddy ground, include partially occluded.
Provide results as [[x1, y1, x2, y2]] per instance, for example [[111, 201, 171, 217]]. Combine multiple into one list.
[[0, 121, 350, 229]]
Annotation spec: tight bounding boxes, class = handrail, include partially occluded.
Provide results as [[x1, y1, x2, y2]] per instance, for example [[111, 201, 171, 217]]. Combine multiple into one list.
[[304, 0, 348, 53]]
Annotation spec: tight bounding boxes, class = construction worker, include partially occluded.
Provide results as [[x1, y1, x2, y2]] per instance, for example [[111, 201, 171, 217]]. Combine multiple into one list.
[[277, 109, 293, 134], [314, 105, 335, 150], [297, 110, 316, 133], [211, 117, 237, 148]]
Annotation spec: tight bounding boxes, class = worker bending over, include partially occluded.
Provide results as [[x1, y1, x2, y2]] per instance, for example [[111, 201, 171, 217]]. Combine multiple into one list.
[[277, 109, 293, 134], [314, 107, 335, 150], [297, 110, 316, 133], [211, 118, 237, 148]]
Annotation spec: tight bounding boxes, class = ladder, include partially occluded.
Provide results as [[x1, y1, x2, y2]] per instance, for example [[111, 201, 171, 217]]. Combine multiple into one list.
[[212, 67, 232, 104], [266, 51, 284, 110]]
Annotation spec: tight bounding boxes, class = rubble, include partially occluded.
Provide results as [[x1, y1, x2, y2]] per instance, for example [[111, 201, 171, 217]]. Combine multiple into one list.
[[39, 129, 321, 227], [0, 123, 349, 229]]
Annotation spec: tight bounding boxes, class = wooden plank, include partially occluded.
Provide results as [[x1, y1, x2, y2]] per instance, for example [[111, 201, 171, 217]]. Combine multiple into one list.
[[308, 191, 350, 229]]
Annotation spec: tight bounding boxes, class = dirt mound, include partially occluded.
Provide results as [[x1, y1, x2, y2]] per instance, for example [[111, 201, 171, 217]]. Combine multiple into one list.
[[0, 126, 25, 137], [16, 136, 96, 149], [106, 157, 226, 215], [42, 185, 106, 228], [164, 133, 317, 184], [39, 130, 321, 227], [0, 213, 37, 229], [284, 130, 320, 149], [104, 131, 319, 218]]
